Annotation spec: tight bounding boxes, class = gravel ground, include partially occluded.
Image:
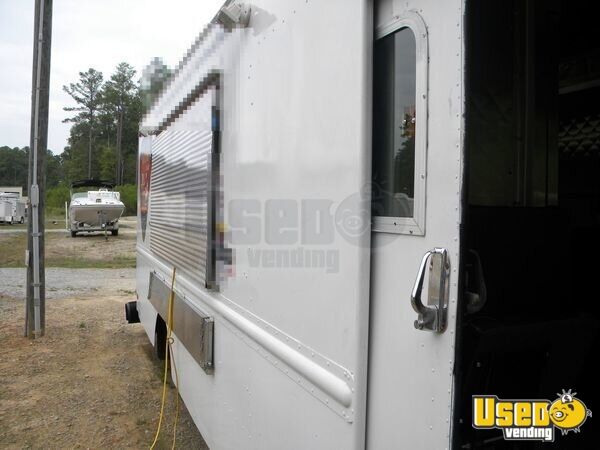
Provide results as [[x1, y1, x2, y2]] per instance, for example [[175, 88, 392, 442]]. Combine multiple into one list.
[[0, 268, 136, 299]]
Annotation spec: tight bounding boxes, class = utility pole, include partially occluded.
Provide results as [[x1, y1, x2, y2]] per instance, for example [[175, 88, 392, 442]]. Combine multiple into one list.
[[26, 0, 53, 338], [88, 120, 93, 178], [116, 107, 123, 185]]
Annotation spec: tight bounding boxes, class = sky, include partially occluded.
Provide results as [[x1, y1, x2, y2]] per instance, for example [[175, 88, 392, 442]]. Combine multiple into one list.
[[0, 0, 223, 154]]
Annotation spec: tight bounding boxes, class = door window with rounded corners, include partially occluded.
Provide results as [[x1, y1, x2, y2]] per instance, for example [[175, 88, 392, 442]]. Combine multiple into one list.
[[372, 14, 428, 235]]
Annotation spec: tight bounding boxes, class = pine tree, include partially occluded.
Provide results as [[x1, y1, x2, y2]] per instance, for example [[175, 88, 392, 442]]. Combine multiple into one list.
[[102, 63, 138, 184], [63, 68, 104, 179]]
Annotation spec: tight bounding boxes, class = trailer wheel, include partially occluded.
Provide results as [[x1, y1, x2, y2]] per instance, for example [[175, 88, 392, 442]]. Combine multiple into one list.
[[70, 231, 77, 237], [111, 229, 119, 236], [20, 217, 24, 224]]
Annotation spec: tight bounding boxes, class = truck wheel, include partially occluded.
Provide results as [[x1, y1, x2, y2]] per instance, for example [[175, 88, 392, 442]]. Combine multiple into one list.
[[70, 231, 77, 237], [111, 229, 119, 236], [125, 301, 140, 323], [20, 217, 24, 224], [154, 316, 168, 361]]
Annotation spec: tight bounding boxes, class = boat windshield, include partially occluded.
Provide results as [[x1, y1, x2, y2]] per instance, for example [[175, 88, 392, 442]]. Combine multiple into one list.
[[95, 190, 120, 200], [72, 192, 87, 199]]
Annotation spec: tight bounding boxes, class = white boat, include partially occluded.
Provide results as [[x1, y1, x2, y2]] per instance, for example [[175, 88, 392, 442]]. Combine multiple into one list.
[[69, 180, 125, 236]]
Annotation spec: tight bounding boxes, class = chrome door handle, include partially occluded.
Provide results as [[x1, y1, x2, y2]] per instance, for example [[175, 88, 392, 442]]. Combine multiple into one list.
[[411, 247, 450, 332]]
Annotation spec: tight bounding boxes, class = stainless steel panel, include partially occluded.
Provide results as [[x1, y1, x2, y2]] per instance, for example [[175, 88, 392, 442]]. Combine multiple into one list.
[[148, 271, 214, 373]]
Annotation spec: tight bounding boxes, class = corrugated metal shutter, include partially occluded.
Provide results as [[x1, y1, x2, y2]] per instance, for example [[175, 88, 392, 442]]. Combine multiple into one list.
[[150, 128, 214, 286]]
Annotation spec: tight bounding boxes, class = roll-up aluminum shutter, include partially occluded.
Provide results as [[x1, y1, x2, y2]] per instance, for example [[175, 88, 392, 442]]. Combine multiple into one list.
[[149, 89, 216, 287]]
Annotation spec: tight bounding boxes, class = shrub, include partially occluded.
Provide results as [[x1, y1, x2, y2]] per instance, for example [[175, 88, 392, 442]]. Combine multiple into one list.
[[46, 184, 70, 210], [115, 184, 137, 215]]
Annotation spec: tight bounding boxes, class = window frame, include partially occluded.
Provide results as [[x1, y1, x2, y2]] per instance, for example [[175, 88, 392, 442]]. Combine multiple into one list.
[[372, 11, 429, 236]]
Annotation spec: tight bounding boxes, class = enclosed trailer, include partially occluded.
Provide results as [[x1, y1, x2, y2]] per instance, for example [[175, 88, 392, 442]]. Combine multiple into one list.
[[133, 0, 600, 448], [0, 192, 25, 224], [0, 197, 13, 224]]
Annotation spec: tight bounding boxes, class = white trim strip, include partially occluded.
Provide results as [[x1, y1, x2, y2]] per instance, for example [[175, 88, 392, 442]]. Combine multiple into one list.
[[138, 245, 354, 408]]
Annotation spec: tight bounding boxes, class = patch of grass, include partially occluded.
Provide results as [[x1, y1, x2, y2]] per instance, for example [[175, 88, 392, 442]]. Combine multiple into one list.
[[78, 322, 86, 329], [46, 207, 67, 217], [0, 233, 27, 267], [7, 218, 67, 231], [0, 233, 136, 268]]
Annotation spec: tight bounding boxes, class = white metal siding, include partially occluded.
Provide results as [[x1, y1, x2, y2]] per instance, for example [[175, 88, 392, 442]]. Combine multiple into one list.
[[138, 1, 373, 448]]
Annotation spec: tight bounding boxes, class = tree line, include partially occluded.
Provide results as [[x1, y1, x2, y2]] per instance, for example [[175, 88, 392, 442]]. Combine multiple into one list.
[[0, 146, 62, 188], [0, 58, 171, 213], [63, 62, 141, 185]]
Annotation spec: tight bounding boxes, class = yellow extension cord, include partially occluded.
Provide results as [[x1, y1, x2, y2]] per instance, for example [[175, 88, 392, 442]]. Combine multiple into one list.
[[150, 267, 180, 450]]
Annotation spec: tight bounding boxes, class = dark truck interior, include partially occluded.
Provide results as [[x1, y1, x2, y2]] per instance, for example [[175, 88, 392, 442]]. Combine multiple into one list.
[[455, 0, 600, 448]]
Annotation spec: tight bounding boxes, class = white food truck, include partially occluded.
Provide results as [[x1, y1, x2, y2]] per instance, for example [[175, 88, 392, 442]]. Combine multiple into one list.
[[129, 0, 599, 448]]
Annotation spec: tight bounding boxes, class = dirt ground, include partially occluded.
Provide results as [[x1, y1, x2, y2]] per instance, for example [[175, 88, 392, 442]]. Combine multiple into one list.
[[0, 292, 207, 449], [0, 217, 208, 449], [43, 232, 136, 268]]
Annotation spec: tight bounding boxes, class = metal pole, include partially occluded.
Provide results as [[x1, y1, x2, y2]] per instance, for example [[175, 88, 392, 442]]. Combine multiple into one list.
[[88, 124, 92, 178], [26, 0, 52, 338]]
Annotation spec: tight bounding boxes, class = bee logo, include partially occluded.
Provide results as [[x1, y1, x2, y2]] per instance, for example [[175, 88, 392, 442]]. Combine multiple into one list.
[[549, 389, 592, 435]]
